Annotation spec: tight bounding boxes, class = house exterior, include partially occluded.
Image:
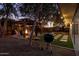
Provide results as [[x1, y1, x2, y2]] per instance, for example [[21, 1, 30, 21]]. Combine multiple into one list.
[[70, 6, 79, 55]]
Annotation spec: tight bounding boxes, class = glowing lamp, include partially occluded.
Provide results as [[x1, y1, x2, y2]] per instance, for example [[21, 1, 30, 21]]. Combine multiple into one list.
[[25, 29, 28, 34]]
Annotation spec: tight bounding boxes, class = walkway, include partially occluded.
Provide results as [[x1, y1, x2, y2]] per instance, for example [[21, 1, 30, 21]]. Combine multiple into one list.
[[0, 37, 75, 56]]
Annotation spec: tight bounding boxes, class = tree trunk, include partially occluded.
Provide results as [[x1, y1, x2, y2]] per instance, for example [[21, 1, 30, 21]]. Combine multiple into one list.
[[3, 14, 8, 37], [4, 20, 7, 37], [29, 19, 38, 47]]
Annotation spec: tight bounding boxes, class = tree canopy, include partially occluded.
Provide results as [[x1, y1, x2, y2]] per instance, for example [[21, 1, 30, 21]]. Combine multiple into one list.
[[0, 3, 64, 24]]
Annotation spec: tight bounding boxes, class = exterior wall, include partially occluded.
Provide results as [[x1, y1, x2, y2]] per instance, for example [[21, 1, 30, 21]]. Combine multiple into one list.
[[70, 8, 79, 55]]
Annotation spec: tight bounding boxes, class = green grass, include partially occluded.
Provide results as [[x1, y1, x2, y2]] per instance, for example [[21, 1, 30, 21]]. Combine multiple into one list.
[[39, 33, 74, 49], [66, 35, 74, 48], [53, 34, 74, 49]]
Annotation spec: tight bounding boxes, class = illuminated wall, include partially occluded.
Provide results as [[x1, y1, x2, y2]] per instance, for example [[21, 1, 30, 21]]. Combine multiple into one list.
[[71, 7, 79, 55]]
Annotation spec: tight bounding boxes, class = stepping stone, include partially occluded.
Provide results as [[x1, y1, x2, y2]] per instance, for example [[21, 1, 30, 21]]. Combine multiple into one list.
[[54, 34, 62, 39], [53, 33, 57, 36], [60, 35, 68, 42], [60, 39, 68, 42]]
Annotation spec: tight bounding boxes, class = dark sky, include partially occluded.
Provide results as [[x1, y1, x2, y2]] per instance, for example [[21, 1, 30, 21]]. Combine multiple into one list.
[[0, 3, 32, 21]]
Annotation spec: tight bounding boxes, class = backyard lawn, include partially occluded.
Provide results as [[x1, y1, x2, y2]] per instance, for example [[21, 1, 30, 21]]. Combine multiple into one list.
[[53, 34, 73, 48], [39, 32, 74, 49]]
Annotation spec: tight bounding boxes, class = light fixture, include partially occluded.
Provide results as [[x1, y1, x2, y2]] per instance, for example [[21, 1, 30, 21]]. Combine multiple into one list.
[[25, 29, 28, 34], [61, 16, 64, 19]]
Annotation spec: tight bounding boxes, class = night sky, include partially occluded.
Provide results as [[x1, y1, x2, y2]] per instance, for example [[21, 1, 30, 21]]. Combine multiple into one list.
[[0, 3, 35, 21]]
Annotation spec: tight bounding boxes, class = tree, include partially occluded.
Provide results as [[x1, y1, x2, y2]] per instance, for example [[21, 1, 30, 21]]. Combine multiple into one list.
[[20, 3, 61, 47], [3, 4, 14, 35], [0, 3, 64, 46], [19, 4, 42, 46], [0, 3, 16, 36]]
